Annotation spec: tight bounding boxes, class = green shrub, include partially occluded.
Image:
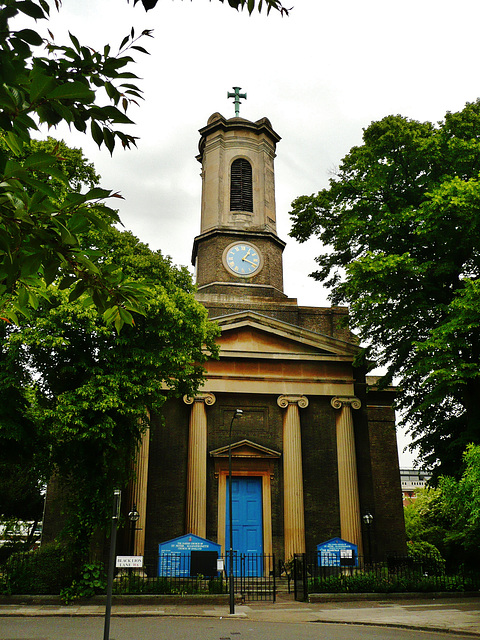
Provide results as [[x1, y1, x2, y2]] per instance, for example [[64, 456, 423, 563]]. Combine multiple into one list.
[[0, 541, 29, 565], [308, 565, 479, 594], [310, 571, 389, 594], [407, 541, 446, 575], [111, 574, 224, 595], [208, 577, 225, 593], [2, 543, 78, 595], [60, 562, 107, 604]]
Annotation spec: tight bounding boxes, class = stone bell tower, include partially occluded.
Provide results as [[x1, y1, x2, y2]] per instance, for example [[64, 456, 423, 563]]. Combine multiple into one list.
[[192, 112, 287, 299]]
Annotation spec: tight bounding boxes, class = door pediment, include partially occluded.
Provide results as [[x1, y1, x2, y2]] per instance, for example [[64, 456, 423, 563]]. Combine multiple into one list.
[[210, 439, 281, 459]]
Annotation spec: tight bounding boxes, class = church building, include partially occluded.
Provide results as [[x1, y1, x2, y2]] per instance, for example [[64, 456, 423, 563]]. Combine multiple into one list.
[[127, 109, 407, 567]]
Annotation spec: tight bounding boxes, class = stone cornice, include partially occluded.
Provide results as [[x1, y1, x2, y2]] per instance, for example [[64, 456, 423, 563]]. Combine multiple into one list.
[[197, 113, 281, 163]]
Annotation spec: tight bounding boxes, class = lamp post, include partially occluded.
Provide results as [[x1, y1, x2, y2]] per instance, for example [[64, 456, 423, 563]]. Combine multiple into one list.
[[127, 505, 140, 583], [128, 504, 140, 556], [362, 512, 373, 567], [103, 488, 121, 640], [228, 409, 243, 615]]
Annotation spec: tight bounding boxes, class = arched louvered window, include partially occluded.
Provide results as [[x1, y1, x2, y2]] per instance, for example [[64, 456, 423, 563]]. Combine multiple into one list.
[[230, 158, 253, 212]]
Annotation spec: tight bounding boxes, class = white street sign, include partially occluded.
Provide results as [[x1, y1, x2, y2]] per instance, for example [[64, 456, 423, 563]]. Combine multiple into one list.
[[116, 556, 143, 568]]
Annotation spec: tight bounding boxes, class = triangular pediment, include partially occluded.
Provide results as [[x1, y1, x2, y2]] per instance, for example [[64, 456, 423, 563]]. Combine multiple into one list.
[[214, 310, 359, 361], [210, 439, 281, 459]]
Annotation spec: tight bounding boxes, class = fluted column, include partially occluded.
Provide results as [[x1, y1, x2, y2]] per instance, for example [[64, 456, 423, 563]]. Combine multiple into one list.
[[184, 393, 216, 538], [129, 418, 150, 557], [277, 394, 308, 559], [331, 396, 362, 553]]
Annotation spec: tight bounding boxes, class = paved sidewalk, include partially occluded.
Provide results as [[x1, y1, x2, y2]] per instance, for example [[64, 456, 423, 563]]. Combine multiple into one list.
[[0, 594, 479, 636], [246, 595, 480, 636]]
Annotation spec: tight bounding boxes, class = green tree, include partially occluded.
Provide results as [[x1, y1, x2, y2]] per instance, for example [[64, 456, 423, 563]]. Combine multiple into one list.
[[4, 136, 101, 201], [0, 339, 44, 552], [0, 462, 44, 549], [404, 487, 449, 556], [439, 444, 480, 563], [0, 137, 101, 546], [289, 101, 480, 478], [0, 136, 218, 552], [0, 295, 45, 541], [3, 224, 219, 552], [0, 136, 219, 552], [402, 445, 480, 568]]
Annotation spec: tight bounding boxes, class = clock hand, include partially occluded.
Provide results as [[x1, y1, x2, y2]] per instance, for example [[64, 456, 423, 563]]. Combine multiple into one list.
[[242, 257, 257, 266]]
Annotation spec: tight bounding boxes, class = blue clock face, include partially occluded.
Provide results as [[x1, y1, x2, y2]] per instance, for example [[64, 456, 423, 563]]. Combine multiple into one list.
[[224, 242, 262, 276]]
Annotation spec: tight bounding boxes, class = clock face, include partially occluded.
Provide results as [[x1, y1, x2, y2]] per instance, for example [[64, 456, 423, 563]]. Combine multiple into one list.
[[223, 242, 263, 277]]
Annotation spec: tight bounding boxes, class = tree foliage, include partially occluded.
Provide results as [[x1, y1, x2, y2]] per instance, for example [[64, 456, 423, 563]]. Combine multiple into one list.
[[133, 0, 291, 15], [2, 221, 219, 551], [403, 486, 449, 556], [403, 444, 480, 568], [438, 444, 480, 559], [0, 0, 155, 326], [0, 136, 219, 551], [0, 463, 44, 523], [289, 101, 480, 477]]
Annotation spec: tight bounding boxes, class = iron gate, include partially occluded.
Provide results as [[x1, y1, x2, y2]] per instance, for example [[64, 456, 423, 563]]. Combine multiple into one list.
[[293, 553, 308, 601], [233, 553, 276, 602]]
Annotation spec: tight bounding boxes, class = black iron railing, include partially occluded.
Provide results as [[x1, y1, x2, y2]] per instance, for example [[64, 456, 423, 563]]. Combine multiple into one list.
[[293, 552, 480, 601], [112, 552, 276, 601], [0, 549, 276, 601]]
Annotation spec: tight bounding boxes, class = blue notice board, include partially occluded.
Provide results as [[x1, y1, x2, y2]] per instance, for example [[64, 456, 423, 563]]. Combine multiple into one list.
[[158, 534, 221, 577], [317, 537, 358, 567]]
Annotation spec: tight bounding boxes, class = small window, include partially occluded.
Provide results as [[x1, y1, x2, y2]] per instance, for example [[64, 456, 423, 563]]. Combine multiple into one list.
[[230, 158, 253, 212]]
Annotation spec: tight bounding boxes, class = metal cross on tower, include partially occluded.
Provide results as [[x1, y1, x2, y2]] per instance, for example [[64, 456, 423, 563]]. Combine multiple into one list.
[[227, 87, 247, 116]]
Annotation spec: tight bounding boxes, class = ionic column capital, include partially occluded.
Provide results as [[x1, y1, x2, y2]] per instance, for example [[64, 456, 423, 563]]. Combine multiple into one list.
[[331, 396, 361, 411], [277, 395, 309, 409], [183, 392, 216, 406]]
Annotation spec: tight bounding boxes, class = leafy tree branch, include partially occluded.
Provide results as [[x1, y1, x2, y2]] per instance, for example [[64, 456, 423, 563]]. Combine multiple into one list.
[[1, 0, 156, 327], [132, 0, 291, 16]]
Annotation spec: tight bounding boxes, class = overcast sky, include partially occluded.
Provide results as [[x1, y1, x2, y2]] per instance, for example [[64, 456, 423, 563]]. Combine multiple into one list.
[[25, 0, 480, 465]]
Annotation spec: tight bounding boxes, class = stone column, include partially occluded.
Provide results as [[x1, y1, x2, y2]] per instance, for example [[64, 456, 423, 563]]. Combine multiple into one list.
[[183, 393, 216, 538], [331, 396, 362, 552], [277, 394, 308, 559], [129, 419, 150, 557]]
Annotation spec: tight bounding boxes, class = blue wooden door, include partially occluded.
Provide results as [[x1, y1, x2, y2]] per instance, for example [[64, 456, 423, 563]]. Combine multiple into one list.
[[226, 476, 263, 576]]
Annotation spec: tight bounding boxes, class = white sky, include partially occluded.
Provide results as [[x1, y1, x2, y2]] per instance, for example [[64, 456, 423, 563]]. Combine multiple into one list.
[[24, 0, 480, 466]]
